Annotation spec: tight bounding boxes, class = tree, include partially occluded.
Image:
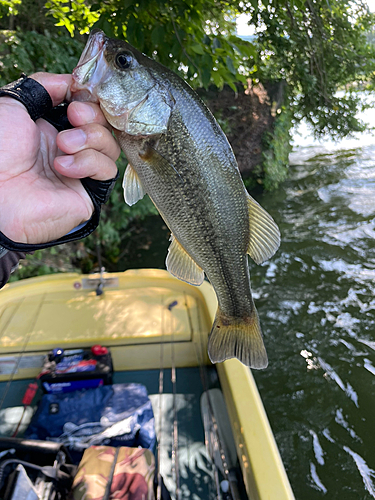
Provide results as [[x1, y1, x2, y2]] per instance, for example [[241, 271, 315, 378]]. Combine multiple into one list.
[[43, 0, 256, 91], [1, 0, 374, 136], [40, 0, 375, 138], [246, 0, 375, 138]]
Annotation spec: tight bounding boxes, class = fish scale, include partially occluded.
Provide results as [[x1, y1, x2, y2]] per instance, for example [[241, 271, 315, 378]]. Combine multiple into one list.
[[70, 29, 281, 368]]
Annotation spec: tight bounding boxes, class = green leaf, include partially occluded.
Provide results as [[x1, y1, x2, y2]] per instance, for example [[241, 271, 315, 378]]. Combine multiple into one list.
[[191, 43, 204, 55], [228, 80, 237, 92], [125, 15, 137, 43], [201, 66, 211, 88], [151, 25, 165, 46], [226, 55, 236, 75], [213, 37, 221, 50], [212, 71, 223, 88], [202, 53, 212, 70]]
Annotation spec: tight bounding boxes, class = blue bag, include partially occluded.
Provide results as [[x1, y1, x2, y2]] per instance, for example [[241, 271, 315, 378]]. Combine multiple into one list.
[[24, 383, 155, 463]]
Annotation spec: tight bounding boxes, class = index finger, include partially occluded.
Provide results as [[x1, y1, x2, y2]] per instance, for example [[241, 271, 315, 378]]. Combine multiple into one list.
[[30, 72, 72, 107]]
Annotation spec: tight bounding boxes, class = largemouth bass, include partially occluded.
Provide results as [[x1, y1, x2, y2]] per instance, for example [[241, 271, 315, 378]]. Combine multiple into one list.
[[70, 29, 280, 368]]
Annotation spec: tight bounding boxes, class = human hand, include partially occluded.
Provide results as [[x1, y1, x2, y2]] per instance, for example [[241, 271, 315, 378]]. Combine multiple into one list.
[[0, 72, 120, 244]]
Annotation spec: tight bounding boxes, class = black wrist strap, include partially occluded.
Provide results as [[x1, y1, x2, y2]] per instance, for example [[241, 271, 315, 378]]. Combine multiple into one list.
[[0, 74, 53, 121], [0, 74, 119, 252]]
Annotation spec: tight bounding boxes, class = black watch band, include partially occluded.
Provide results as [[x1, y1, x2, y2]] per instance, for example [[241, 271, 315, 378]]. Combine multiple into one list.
[[0, 74, 119, 252]]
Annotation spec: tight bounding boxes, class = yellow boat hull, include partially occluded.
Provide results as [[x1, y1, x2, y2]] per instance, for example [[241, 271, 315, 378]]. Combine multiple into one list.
[[0, 269, 294, 500]]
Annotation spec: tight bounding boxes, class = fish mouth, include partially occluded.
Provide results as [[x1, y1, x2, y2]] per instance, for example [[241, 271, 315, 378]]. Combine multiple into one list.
[[70, 29, 110, 102]]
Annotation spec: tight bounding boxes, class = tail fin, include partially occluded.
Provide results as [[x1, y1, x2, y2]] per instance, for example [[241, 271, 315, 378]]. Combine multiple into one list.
[[207, 305, 268, 369]]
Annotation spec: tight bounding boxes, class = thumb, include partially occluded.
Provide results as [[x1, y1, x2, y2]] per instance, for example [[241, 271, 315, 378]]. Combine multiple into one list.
[[30, 72, 72, 107]]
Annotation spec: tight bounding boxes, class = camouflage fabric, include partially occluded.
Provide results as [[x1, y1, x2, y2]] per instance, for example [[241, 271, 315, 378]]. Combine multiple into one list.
[[71, 446, 155, 500]]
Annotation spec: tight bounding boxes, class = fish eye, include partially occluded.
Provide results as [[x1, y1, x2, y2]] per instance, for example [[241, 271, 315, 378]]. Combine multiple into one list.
[[115, 52, 133, 70]]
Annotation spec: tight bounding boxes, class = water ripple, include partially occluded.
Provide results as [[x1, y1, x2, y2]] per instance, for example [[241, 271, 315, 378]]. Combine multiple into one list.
[[309, 430, 325, 465], [309, 462, 327, 494], [318, 358, 359, 407], [344, 447, 375, 499], [335, 409, 361, 441]]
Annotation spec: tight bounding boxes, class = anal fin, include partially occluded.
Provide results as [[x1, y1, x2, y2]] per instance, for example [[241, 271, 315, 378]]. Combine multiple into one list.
[[247, 193, 280, 265], [123, 163, 146, 206], [166, 234, 204, 286]]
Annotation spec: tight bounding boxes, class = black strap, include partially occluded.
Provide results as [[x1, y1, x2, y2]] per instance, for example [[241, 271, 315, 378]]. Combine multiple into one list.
[[0, 247, 26, 288], [43, 102, 73, 131], [0, 74, 53, 121], [0, 74, 73, 131], [0, 75, 119, 252]]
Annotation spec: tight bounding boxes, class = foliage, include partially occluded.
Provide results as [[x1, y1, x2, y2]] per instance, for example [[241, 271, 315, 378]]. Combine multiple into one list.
[[261, 106, 293, 191], [241, 105, 293, 191], [1, 0, 374, 136], [21, 0, 375, 137], [0, 0, 21, 22], [44, 0, 256, 92], [0, 28, 84, 85], [0, 0, 85, 83], [9, 246, 80, 281], [245, 0, 375, 138]]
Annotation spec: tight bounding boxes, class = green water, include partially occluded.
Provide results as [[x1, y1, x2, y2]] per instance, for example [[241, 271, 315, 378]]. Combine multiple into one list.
[[252, 125, 375, 499]]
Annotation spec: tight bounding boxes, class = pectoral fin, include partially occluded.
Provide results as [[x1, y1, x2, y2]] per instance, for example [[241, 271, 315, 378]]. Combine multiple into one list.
[[247, 193, 280, 264], [122, 163, 146, 206], [166, 234, 204, 286]]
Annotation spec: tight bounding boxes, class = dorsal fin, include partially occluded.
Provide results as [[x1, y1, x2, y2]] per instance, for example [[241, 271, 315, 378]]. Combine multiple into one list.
[[122, 163, 146, 206], [166, 234, 204, 286], [247, 193, 280, 264]]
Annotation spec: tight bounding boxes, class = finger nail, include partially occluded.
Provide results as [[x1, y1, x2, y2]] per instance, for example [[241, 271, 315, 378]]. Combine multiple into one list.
[[59, 129, 86, 149], [72, 101, 96, 122], [56, 155, 74, 168]]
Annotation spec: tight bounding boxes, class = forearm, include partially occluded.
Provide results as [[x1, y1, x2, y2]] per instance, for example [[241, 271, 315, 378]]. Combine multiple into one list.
[[0, 246, 25, 289]]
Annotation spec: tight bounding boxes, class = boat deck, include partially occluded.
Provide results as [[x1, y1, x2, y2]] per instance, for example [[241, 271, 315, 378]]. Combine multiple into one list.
[[0, 366, 241, 499], [0, 269, 295, 500]]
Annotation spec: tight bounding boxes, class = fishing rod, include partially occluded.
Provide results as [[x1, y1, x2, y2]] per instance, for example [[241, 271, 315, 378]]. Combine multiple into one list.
[[168, 300, 180, 500], [194, 341, 225, 499], [171, 329, 180, 500], [183, 293, 220, 499], [0, 296, 44, 422], [157, 296, 165, 500], [189, 294, 241, 500]]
